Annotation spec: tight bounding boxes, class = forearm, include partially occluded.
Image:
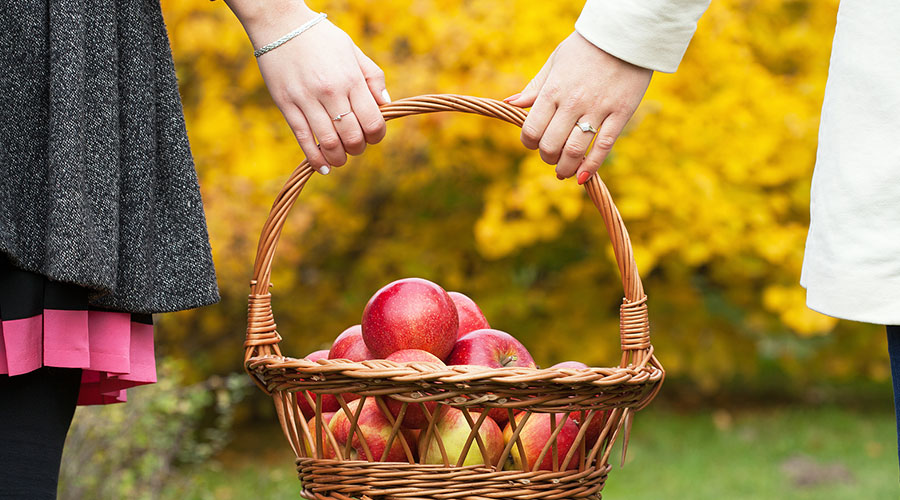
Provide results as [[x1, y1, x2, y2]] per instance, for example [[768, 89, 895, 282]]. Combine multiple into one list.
[[223, 0, 319, 48]]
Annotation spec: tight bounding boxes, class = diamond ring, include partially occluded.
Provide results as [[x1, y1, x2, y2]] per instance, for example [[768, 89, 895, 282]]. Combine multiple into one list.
[[576, 121, 598, 134], [333, 111, 353, 122]]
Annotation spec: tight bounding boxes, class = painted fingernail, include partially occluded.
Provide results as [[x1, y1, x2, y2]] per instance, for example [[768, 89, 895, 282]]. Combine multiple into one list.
[[318, 165, 331, 175], [577, 171, 591, 185], [503, 92, 522, 102], [381, 89, 392, 103]]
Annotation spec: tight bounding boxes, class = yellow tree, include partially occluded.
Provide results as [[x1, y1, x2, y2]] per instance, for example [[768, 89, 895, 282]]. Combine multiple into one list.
[[158, 0, 887, 393]]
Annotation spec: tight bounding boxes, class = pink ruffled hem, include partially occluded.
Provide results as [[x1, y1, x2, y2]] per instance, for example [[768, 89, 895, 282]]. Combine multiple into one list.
[[0, 309, 157, 405]]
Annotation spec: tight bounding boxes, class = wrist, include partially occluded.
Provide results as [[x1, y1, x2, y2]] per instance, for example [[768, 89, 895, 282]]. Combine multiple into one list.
[[225, 0, 318, 46], [572, 31, 651, 74]]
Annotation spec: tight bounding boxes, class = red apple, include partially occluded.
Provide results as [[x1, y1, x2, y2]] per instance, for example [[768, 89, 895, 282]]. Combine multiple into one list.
[[325, 326, 372, 409], [303, 411, 336, 457], [550, 361, 591, 370], [547, 361, 602, 446], [448, 291, 491, 339], [362, 278, 458, 360], [328, 325, 375, 361], [569, 409, 607, 450], [298, 350, 341, 418], [308, 349, 331, 361], [486, 408, 512, 429], [503, 412, 581, 471], [446, 329, 536, 369], [384, 349, 446, 429], [420, 407, 504, 467], [386, 349, 446, 365], [327, 399, 416, 462]]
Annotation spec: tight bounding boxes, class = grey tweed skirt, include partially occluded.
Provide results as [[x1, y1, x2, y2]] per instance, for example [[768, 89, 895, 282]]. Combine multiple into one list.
[[0, 0, 219, 314]]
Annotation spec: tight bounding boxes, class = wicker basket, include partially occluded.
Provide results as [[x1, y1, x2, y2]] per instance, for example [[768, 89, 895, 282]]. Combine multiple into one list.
[[244, 94, 664, 500]]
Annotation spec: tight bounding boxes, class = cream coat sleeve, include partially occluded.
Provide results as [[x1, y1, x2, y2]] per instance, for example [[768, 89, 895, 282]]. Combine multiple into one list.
[[575, 0, 710, 73]]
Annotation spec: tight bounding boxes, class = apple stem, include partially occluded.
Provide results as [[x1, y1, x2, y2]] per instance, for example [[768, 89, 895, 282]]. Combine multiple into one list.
[[500, 354, 519, 367]]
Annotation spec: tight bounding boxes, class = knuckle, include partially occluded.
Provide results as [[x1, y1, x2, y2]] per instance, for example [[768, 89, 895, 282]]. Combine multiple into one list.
[[594, 135, 616, 150], [307, 153, 326, 166], [563, 142, 585, 159], [538, 138, 557, 155], [538, 144, 559, 164], [611, 100, 633, 115], [560, 92, 584, 110], [318, 134, 342, 151], [303, 139, 321, 155], [521, 124, 541, 144], [542, 84, 561, 100], [293, 128, 313, 144], [285, 87, 309, 103], [313, 82, 340, 98], [276, 84, 303, 102], [344, 132, 365, 150], [363, 117, 386, 136]]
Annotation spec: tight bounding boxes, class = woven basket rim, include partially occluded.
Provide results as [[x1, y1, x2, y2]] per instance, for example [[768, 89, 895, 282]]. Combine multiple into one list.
[[245, 354, 662, 387]]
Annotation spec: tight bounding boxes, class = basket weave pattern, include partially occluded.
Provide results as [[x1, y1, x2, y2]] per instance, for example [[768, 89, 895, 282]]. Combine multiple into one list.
[[244, 95, 664, 500]]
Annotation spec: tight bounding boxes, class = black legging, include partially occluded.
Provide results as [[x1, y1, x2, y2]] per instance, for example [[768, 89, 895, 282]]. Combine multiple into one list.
[[888, 326, 900, 475], [0, 367, 81, 499]]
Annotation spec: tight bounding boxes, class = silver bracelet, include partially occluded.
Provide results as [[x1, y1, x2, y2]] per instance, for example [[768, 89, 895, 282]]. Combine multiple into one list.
[[253, 13, 327, 58]]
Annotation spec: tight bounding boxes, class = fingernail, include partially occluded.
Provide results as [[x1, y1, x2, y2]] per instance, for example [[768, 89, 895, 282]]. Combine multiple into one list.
[[556, 172, 565, 180], [503, 92, 522, 103], [318, 165, 330, 175], [381, 89, 391, 103], [577, 171, 591, 185]]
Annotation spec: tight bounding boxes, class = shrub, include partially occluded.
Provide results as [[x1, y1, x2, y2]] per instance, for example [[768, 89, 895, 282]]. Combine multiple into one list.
[[58, 358, 250, 500]]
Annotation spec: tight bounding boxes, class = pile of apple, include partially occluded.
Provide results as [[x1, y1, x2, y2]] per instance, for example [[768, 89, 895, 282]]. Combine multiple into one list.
[[298, 277, 602, 470]]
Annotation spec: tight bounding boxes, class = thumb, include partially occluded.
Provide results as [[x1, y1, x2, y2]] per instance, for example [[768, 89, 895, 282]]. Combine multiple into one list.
[[504, 50, 555, 108], [354, 46, 391, 105]]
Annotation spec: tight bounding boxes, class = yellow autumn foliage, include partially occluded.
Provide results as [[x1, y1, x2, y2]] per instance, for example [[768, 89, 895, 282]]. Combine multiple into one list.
[[158, 0, 887, 392]]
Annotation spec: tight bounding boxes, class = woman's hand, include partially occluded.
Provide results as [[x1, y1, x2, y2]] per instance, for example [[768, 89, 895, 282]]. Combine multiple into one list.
[[232, 4, 390, 174], [505, 32, 652, 184]]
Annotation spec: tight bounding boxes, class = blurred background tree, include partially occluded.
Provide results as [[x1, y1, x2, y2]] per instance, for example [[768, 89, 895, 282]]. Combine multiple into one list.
[[157, 0, 886, 420]]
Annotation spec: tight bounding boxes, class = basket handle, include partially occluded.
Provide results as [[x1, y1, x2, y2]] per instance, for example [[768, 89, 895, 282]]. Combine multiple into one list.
[[245, 94, 651, 375]]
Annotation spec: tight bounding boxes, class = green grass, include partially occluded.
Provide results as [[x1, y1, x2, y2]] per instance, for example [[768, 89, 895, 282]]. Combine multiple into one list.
[[603, 406, 897, 499], [165, 406, 899, 499]]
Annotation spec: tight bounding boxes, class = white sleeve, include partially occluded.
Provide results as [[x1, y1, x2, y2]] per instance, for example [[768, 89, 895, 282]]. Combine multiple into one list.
[[575, 0, 711, 73]]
